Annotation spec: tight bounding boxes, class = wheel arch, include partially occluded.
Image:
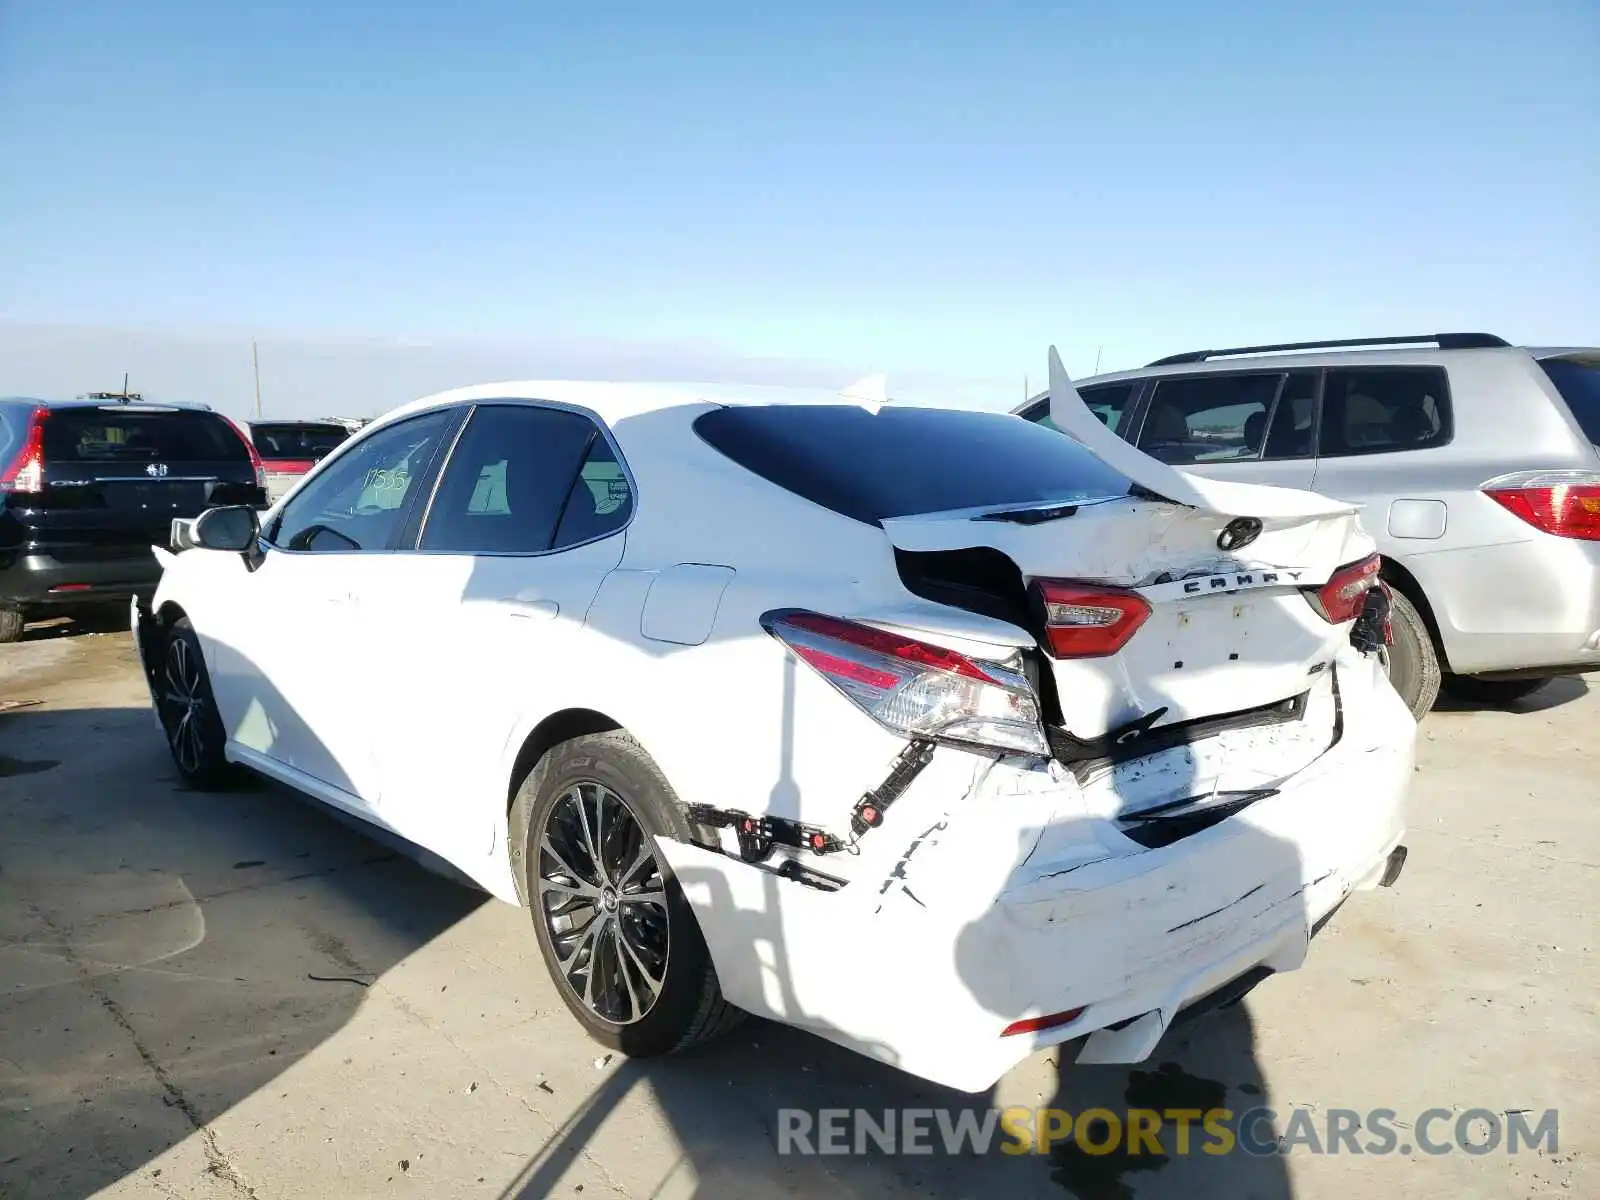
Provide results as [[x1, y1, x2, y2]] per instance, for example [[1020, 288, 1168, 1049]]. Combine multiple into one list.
[[1378, 555, 1452, 673], [505, 707, 625, 814]]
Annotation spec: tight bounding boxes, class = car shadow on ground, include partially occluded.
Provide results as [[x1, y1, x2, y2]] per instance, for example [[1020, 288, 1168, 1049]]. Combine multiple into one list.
[[1431, 673, 1591, 716], [0, 702, 485, 1200]]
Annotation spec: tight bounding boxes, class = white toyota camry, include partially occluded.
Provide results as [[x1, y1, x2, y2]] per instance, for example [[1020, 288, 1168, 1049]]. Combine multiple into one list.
[[132, 349, 1413, 1093]]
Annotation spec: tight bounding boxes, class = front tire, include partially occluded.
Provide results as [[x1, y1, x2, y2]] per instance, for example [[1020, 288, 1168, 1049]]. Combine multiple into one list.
[[156, 617, 234, 789], [0, 607, 23, 643], [1443, 674, 1553, 707], [512, 729, 741, 1058], [1380, 588, 1441, 721]]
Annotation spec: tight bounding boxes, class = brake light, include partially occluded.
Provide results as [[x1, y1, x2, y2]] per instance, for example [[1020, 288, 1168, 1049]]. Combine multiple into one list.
[[762, 610, 1048, 756], [1308, 553, 1381, 624], [1483, 470, 1600, 541], [1030, 580, 1151, 658], [0, 407, 47, 494]]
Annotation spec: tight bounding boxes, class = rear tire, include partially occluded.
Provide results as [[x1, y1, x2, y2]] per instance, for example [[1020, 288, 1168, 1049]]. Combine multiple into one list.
[[1380, 589, 1441, 721], [156, 617, 236, 789], [1443, 675, 1553, 707], [0, 608, 22, 644], [511, 729, 742, 1058]]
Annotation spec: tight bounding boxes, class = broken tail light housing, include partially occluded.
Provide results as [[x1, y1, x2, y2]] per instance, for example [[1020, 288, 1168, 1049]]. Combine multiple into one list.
[[0, 407, 48, 495], [1307, 553, 1382, 624], [762, 610, 1048, 757], [1482, 470, 1600, 541], [1030, 580, 1151, 658]]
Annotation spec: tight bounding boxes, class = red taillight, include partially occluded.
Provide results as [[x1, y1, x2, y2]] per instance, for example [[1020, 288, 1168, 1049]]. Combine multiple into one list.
[[1308, 553, 1381, 624], [225, 417, 267, 490], [1001, 1006, 1086, 1038], [1030, 580, 1151, 658], [1483, 470, 1600, 541], [0, 407, 48, 494], [763, 610, 1048, 756]]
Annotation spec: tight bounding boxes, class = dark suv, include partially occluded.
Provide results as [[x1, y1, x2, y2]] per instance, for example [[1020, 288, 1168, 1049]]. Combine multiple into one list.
[[0, 398, 266, 642]]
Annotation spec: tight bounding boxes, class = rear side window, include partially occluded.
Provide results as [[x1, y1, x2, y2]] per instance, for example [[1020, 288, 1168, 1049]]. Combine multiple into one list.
[[1319, 368, 1451, 457], [1028, 383, 1137, 435], [1137, 374, 1284, 463], [40, 408, 250, 464], [0, 407, 17, 465], [420, 404, 625, 554], [250, 423, 351, 462], [694, 404, 1132, 525], [1540, 357, 1600, 445]]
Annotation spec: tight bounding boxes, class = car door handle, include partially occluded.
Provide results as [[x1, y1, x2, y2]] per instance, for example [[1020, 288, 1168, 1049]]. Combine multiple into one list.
[[507, 598, 559, 620]]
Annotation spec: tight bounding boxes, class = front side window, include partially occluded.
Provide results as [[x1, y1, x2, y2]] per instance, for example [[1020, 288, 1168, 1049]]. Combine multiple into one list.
[[1137, 374, 1285, 464], [420, 404, 628, 554], [1319, 367, 1452, 457], [270, 410, 454, 552], [1027, 383, 1138, 436], [1262, 370, 1319, 460]]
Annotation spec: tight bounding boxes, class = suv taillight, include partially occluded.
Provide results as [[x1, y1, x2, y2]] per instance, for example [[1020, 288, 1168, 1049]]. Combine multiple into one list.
[[762, 610, 1048, 756], [1030, 580, 1151, 658], [0, 407, 48, 494], [224, 416, 267, 490], [1483, 470, 1600, 541], [1307, 553, 1382, 623]]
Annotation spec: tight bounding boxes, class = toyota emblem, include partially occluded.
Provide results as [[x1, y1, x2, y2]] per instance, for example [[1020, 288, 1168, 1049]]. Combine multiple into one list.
[[1217, 516, 1262, 551]]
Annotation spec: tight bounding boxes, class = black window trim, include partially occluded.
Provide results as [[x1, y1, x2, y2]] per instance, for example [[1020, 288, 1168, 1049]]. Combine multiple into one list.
[[1127, 368, 1296, 463], [407, 398, 639, 558], [260, 405, 467, 555], [1315, 364, 1455, 459]]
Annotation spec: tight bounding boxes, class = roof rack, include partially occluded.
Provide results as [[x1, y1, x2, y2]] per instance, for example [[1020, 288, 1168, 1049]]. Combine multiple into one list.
[[1146, 333, 1511, 368]]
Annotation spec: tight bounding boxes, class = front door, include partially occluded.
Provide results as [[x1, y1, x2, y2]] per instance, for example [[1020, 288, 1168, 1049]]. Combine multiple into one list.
[[359, 402, 634, 867], [238, 407, 460, 804]]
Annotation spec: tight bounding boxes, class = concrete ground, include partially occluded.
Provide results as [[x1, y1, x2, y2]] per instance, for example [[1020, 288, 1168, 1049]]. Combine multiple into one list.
[[1, 623, 1594, 1200]]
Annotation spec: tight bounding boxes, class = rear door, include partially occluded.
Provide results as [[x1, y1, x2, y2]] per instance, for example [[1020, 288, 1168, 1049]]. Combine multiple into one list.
[[33, 405, 261, 564]]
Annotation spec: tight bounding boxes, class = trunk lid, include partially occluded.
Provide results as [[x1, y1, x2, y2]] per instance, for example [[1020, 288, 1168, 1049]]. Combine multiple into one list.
[[880, 349, 1373, 740], [883, 495, 1370, 738]]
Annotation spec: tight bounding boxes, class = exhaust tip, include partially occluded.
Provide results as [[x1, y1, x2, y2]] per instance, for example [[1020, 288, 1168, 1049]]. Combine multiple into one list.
[[1379, 845, 1408, 888]]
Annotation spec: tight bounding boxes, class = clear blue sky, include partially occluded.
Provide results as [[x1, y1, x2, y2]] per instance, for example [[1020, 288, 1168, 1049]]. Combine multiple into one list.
[[1, 0, 1595, 411]]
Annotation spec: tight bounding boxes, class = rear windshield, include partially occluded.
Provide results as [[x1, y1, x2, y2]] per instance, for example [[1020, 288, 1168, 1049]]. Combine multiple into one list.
[[1540, 357, 1600, 445], [694, 404, 1132, 524], [250, 422, 351, 461], [41, 407, 250, 464]]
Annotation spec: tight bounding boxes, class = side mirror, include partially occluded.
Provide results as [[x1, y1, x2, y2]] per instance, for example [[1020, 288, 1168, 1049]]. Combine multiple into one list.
[[193, 505, 260, 553]]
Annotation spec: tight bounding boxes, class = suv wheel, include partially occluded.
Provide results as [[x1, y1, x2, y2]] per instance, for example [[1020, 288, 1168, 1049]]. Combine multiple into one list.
[[1380, 589, 1441, 721], [1443, 675, 1553, 707], [0, 607, 22, 644], [511, 729, 742, 1058]]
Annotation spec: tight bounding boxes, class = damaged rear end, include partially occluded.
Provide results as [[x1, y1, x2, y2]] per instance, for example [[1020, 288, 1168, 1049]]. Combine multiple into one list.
[[661, 362, 1413, 1091]]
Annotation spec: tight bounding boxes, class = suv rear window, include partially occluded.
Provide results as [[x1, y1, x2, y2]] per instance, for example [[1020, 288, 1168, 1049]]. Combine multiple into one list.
[[1540, 357, 1600, 445], [250, 422, 351, 462], [41, 407, 250, 464], [694, 404, 1132, 524]]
